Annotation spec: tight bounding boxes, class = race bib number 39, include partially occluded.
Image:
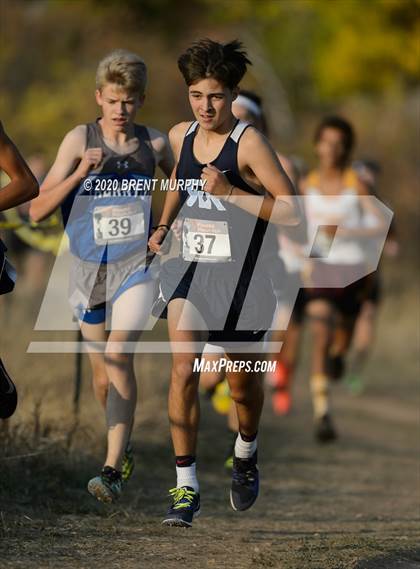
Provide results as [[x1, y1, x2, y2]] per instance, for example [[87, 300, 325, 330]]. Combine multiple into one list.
[[93, 203, 144, 245], [182, 218, 231, 262]]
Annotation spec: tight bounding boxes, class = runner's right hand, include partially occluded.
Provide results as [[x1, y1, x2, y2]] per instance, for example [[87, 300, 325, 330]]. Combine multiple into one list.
[[148, 227, 169, 254], [75, 148, 103, 178]]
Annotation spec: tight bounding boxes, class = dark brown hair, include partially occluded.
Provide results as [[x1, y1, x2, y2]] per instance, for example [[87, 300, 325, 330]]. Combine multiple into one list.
[[314, 116, 355, 164], [178, 39, 251, 89]]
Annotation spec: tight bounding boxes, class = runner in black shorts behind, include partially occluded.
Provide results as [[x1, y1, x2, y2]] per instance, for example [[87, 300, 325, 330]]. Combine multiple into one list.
[[300, 117, 388, 442]]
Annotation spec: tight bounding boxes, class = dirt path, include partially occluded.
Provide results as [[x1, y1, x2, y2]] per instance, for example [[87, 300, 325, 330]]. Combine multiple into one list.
[[1, 360, 419, 569], [1, 287, 419, 568]]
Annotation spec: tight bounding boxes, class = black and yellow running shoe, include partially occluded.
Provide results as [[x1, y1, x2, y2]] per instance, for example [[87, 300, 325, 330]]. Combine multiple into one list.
[[121, 441, 135, 484], [224, 453, 234, 471], [162, 486, 200, 528]]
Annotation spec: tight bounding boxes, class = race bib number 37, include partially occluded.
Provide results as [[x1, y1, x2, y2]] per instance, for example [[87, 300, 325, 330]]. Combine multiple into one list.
[[182, 218, 231, 262], [93, 203, 144, 245]]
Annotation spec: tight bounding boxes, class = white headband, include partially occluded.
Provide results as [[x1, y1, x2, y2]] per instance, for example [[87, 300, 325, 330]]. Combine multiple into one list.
[[234, 94, 262, 117]]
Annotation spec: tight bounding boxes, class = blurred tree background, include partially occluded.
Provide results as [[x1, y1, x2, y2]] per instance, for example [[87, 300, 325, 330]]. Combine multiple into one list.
[[0, 0, 418, 250]]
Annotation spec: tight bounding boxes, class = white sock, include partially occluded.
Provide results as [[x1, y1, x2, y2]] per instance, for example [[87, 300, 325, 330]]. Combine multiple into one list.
[[176, 463, 199, 492], [234, 433, 257, 459], [310, 374, 329, 419]]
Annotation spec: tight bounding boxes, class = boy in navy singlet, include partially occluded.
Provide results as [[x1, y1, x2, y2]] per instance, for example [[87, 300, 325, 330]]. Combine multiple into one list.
[[149, 39, 300, 526]]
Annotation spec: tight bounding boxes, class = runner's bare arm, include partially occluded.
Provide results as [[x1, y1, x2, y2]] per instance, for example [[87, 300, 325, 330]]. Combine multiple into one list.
[[272, 154, 308, 244], [203, 127, 301, 226], [0, 121, 39, 212], [148, 123, 191, 253], [277, 153, 295, 184], [146, 127, 175, 178], [30, 125, 102, 222], [237, 128, 300, 224], [148, 166, 179, 254]]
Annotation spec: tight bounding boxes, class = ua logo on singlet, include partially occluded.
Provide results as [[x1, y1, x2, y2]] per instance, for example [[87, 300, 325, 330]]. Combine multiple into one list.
[[185, 186, 226, 212], [117, 160, 129, 170]]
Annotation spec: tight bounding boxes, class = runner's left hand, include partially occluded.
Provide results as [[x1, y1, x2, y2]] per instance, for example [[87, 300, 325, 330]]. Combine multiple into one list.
[[201, 164, 231, 196]]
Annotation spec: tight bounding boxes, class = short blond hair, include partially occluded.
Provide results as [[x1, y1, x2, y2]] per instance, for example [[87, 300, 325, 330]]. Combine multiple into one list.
[[96, 49, 147, 95]]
